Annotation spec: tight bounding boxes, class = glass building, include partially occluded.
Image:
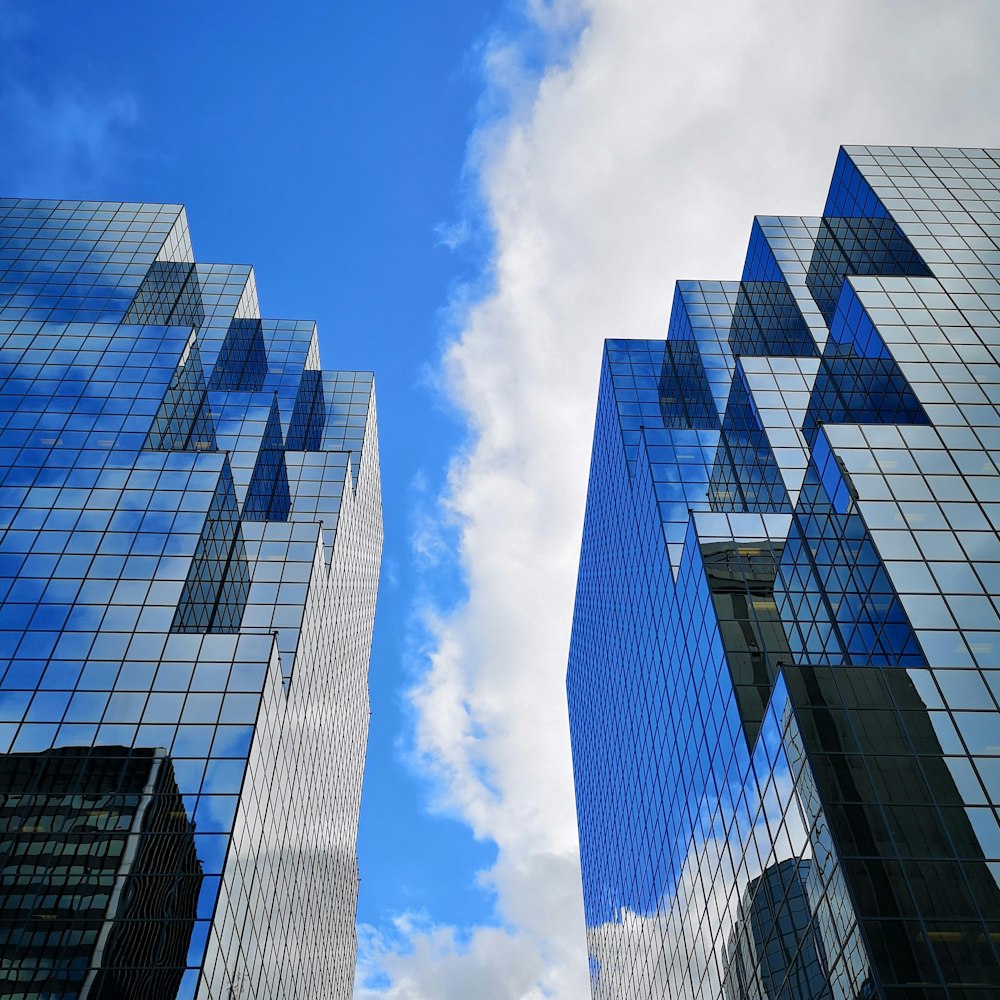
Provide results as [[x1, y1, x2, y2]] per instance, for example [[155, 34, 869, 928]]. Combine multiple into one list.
[[0, 199, 382, 999], [567, 146, 1000, 999]]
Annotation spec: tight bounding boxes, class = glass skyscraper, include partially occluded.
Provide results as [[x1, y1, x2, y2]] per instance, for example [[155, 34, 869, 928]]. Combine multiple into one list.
[[567, 146, 1000, 999], [0, 199, 382, 998]]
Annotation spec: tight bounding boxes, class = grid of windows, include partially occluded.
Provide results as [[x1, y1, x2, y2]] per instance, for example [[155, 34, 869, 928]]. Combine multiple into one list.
[[0, 199, 383, 999], [568, 146, 1000, 999], [709, 369, 793, 513], [0, 746, 202, 998], [0, 201, 191, 325]]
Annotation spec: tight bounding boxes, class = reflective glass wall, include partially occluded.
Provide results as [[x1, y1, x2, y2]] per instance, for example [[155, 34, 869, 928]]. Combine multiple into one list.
[[567, 146, 1000, 999], [0, 200, 383, 999]]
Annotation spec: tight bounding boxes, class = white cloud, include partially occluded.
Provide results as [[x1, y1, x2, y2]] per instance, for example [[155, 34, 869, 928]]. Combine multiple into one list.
[[357, 913, 548, 1000], [364, 1, 1000, 996], [356, 852, 585, 999]]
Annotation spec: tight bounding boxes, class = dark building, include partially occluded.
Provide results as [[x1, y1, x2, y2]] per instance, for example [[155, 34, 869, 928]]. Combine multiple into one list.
[[723, 859, 831, 1000], [0, 200, 383, 998], [0, 746, 201, 998], [567, 146, 1000, 998]]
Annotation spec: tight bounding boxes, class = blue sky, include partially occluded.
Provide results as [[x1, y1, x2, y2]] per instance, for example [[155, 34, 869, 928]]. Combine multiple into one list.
[[3, 2, 1000, 997]]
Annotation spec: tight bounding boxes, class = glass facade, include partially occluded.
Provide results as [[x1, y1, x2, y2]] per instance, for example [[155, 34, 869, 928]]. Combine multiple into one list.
[[567, 146, 1000, 999], [0, 199, 383, 998]]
